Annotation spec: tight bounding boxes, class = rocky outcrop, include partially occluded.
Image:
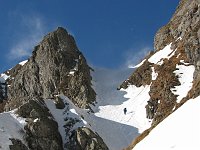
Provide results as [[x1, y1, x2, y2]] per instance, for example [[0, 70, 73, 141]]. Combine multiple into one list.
[[0, 77, 7, 112], [0, 78, 7, 102], [66, 127, 109, 150], [154, 0, 200, 82], [6, 27, 96, 110], [9, 138, 28, 150], [154, 0, 199, 124], [123, 0, 200, 149], [16, 98, 63, 150], [154, 0, 200, 51], [120, 61, 152, 89]]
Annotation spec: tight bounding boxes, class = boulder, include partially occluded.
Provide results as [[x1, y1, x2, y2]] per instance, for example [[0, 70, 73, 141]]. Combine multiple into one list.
[[17, 98, 63, 150]]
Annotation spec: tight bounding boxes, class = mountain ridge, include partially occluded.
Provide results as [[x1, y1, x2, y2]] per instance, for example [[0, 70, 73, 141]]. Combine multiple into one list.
[[0, 0, 199, 149]]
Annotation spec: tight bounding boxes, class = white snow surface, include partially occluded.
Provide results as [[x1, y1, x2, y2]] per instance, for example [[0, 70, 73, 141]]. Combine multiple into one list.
[[0, 73, 10, 81], [148, 43, 175, 65], [171, 63, 195, 103], [133, 97, 200, 150], [129, 59, 146, 68], [19, 60, 28, 66], [151, 67, 158, 80], [81, 68, 152, 150], [69, 71, 75, 75], [0, 111, 26, 150], [45, 97, 87, 149]]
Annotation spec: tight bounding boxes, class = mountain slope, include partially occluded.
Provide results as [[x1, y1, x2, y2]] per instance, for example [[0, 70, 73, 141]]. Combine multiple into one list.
[[0, 0, 199, 149], [122, 0, 200, 149], [134, 96, 200, 150]]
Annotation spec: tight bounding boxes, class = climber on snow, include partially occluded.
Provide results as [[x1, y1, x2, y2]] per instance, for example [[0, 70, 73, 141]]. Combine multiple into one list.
[[123, 108, 127, 115]]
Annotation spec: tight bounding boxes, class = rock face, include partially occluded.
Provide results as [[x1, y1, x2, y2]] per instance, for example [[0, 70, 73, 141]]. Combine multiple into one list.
[[6, 27, 96, 110], [122, 0, 200, 149], [9, 138, 29, 150], [0, 77, 7, 102], [17, 99, 63, 150], [67, 127, 109, 150], [120, 61, 152, 88], [1, 27, 107, 150], [0, 77, 7, 112]]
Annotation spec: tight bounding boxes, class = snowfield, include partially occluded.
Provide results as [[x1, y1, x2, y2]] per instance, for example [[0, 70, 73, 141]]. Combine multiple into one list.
[[83, 68, 152, 150], [133, 97, 200, 150], [87, 41, 196, 150]]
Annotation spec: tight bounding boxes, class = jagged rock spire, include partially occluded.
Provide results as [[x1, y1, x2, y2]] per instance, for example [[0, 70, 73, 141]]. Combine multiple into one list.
[[6, 27, 96, 110]]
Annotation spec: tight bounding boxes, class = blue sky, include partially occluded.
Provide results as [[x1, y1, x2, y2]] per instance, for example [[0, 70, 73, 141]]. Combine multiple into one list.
[[0, 0, 179, 73]]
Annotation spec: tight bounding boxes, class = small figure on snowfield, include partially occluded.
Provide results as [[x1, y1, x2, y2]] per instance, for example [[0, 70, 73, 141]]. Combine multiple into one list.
[[124, 108, 127, 115]]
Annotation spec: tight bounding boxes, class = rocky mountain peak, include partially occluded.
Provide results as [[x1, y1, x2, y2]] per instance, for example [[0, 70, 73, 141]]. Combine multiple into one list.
[[5, 27, 96, 110], [0, 27, 107, 150], [37, 27, 79, 56]]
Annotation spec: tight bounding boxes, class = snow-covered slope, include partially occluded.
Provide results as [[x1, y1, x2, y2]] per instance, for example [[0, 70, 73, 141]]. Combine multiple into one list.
[[0, 43, 196, 150], [133, 96, 200, 150], [0, 111, 26, 150], [60, 43, 196, 150], [45, 96, 87, 148], [77, 68, 151, 150], [43, 67, 150, 150]]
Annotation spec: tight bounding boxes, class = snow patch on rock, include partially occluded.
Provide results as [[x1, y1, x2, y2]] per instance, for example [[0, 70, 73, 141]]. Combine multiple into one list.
[[19, 60, 28, 66], [148, 43, 175, 65], [151, 67, 158, 80], [129, 59, 146, 68], [171, 63, 195, 103]]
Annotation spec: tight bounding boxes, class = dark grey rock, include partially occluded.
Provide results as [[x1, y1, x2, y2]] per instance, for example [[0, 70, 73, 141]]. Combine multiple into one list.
[[0, 80, 7, 102], [66, 127, 108, 150], [9, 138, 28, 150], [55, 96, 65, 109], [17, 98, 63, 150]]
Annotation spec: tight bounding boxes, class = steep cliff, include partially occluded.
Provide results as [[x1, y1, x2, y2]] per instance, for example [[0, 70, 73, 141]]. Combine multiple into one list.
[[121, 0, 200, 149], [5, 27, 96, 110]]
